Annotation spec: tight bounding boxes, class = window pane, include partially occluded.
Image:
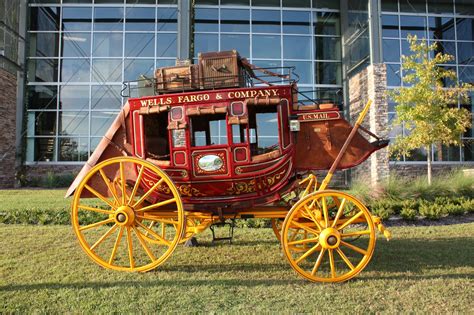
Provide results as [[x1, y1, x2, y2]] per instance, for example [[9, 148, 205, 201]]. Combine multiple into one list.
[[314, 62, 341, 85], [125, 33, 154, 57], [381, 0, 398, 11], [194, 34, 218, 57], [91, 85, 122, 109], [26, 137, 56, 162], [157, 33, 177, 57], [94, 7, 124, 32], [313, 12, 340, 36], [59, 111, 89, 136], [124, 59, 154, 81], [195, 8, 218, 32], [283, 11, 310, 34], [386, 63, 401, 86], [252, 35, 281, 59], [28, 59, 59, 83], [382, 14, 399, 38], [31, 111, 57, 136], [62, 33, 91, 58], [284, 61, 312, 84], [221, 34, 250, 57], [462, 140, 474, 162], [92, 59, 122, 82], [93, 33, 123, 57], [125, 7, 155, 31], [62, 7, 92, 31], [59, 85, 89, 110], [428, 17, 455, 41], [282, 0, 310, 8], [400, 15, 427, 39], [209, 120, 228, 145], [399, 0, 426, 13], [221, 0, 249, 5], [59, 137, 89, 161], [27, 85, 57, 110], [456, 18, 474, 41], [405, 147, 427, 161], [431, 41, 456, 64], [221, 9, 250, 33], [383, 39, 400, 62], [315, 37, 341, 61], [283, 36, 310, 59], [427, 0, 453, 14], [29, 32, 59, 58], [60, 59, 90, 82], [30, 7, 61, 31], [252, 0, 280, 6], [458, 42, 474, 66], [91, 111, 118, 137], [232, 124, 247, 144], [157, 8, 177, 32], [433, 145, 460, 162], [313, 0, 339, 10], [456, 0, 473, 15], [459, 66, 474, 85], [252, 10, 280, 34]]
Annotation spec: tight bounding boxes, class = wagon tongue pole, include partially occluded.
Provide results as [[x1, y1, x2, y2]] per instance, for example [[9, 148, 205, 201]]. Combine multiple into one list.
[[318, 99, 373, 191]]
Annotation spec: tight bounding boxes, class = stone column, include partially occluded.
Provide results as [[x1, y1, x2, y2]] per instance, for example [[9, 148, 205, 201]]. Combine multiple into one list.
[[348, 63, 389, 186]]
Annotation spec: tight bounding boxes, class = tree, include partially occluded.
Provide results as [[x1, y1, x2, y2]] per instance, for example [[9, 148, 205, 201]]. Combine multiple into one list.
[[389, 35, 472, 185]]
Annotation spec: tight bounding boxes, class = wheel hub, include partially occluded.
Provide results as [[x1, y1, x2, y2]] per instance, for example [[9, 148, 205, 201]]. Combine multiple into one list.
[[114, 205, 135, 226], [319, 227, 341, 249]]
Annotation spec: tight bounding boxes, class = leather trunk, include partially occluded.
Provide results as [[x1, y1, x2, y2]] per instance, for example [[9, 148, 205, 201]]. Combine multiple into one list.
[[198, 50, 245, 89], [155, 65, 199, 93]]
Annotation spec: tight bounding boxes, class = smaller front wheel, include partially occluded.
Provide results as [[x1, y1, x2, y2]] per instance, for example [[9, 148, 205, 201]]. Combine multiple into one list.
[[281, 190, 376, 283]]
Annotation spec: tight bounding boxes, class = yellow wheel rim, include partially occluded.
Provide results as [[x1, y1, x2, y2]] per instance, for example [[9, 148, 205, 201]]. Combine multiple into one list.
[[71, 156, 184, 272], [282, 190, 376, 283]]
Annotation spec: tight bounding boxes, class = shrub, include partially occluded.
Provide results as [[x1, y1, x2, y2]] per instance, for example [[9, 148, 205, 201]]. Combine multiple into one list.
[[418, 201, 447, 220], [400, 200, 419, 220]]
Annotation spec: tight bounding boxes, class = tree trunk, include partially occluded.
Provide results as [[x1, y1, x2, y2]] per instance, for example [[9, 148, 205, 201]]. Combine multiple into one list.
[[426, 145, 432, 185]]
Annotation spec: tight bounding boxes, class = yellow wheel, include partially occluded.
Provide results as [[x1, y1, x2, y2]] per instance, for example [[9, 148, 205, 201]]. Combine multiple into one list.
[[71, 156, 184, 272], [281, 190, 376, 283]]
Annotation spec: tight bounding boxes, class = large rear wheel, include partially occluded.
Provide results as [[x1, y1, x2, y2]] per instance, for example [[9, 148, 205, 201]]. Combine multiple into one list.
[[71, 156, 184, 272], [281, 190, 376, 283]]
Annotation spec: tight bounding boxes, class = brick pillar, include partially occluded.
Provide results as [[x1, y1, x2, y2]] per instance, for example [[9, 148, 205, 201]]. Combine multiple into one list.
[[0, 68, 18, 188], [348, 64, 389, 186]]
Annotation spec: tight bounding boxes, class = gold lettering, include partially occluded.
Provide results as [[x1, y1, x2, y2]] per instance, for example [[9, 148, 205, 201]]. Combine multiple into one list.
[[140, 100, 147, 107], [271, 89, 278, 96]]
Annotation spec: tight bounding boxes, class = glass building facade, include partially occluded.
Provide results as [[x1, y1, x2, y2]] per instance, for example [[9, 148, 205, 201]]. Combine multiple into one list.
[[24, 0, 473, 165]]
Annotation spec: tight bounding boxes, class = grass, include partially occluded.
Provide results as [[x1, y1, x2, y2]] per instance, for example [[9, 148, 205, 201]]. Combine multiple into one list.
[[1, 223, 473, 313]]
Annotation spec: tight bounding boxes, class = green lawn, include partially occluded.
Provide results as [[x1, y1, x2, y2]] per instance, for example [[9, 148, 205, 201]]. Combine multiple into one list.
[[1, 223, 473, 313]]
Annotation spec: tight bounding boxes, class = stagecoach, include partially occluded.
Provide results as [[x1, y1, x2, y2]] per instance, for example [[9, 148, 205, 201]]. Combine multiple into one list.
[[67, 51, 390, 283]]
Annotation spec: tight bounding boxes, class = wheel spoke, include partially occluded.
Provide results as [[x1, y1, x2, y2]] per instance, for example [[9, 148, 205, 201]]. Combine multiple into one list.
[[336, 211, 364, 231], [340, 240, 367, 255], [322, 197, 329, 228], [120, 161, 127, 204], [342, 230, 371, 238], [132, 178, 164, 208], [136, 215, 179, 226], [289, 228, 301, 242], [98, 169, 120, 206], [331, 198, 347, 228], [336, 248, 355, 271], [79, 218, 115, 231], [328, 249, 336, 278], [78, 205, 113, 215], [290, 220, 320, 236], [126, 226, 134, 269], [90, 224, 118, 251], [84, 184, 116, 209], [311, 248, 326, 276], [135, 220, 172, 246], [303, 205, 323, 231], [136, 198, 177, 213], [295, 243, 321, 264], [128, 166, 145, 206], [288, 236, 319, 246], [108, 226, 124, 264], [133, 226, 157, 262]]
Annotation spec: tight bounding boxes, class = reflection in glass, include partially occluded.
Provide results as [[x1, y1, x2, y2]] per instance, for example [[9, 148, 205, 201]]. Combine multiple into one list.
[[124, 59, 154, 81], [26, 137, 56, 162], [433, 145, 460, 162], [94, 7, 124, 32], [157, 33, 177, 57], [252, 35, 281, 59], [252, 0, 280, 6], [284, 61, 312, 84], [29, 32, 59, 58], [456, 18, 474, 41], [315, 37, 341, 61], [125, 33, 155, 57], [386, 63, 401, 86], [427, 0, 453, 14], [221, 34, 250, 57], [30, 7, 61, 31], [92, 59, 122, 82], [91, 85, 122, 109], [62, 33, 91, 58], [195, 8, 218, 32], [220, 9, 250, 33], [431, 41, 456, 64], [27, 86, 57, 110], [383, 39, 400, 62], [59, 85, 89, 110], [399, 0, 426, 13], [283, 36, 311, 60], [428, 17, 455, 41], [59, 137, 89, 161], [62, 7, 92, 31], [283, 11, 310, 34], [462, 140, 474, 161], [125, 7, 155, 31], [400, 15, 427, 38], [59, 111, 89, 136], [313, 0, 339, 10], [194, 34, 218, 57], [315, 62, 341, 85], [93, 33, 123, 57], [91, 111, 118, 137], [382, 15, 399, 38], [282, 0, 310, 8], [252, 10, 280, 34], [32, 111, 57, 136], [60, 59, 90, 82], [28, 59, 59, 83], [459, 67, 473, 85], [157, 8, 177, 32], [313, 12, 340, 36], [381, 0, 398, 11], [458, 42, 474, 66]]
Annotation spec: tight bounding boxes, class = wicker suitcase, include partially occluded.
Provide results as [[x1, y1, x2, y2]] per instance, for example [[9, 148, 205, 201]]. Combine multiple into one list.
[[198, 50, 245, 89], [155, 65, 199, 93]]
